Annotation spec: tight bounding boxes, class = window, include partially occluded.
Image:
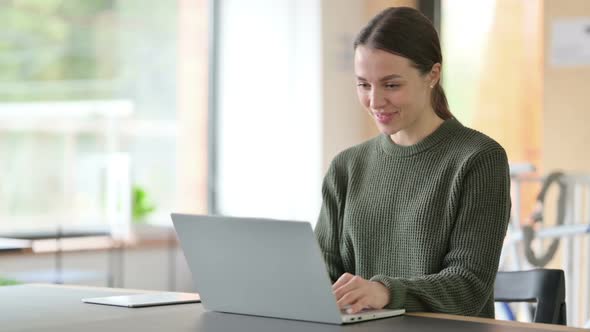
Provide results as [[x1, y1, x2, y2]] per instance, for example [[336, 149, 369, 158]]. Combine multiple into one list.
[[213, 0, 322, 224], [0, 0, 207, 234]]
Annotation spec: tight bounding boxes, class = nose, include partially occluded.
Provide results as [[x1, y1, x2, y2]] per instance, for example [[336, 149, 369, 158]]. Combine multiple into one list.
[[369, 88, 386, 110]]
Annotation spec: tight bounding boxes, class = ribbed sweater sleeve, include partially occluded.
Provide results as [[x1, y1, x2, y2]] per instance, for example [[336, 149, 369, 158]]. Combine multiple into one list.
[[370, 148, 511, 315], [315, 159, 346, 283]]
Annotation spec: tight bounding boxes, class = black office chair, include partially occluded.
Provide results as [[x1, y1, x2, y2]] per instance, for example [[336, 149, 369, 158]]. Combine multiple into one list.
[[494, 269, 567, 325]]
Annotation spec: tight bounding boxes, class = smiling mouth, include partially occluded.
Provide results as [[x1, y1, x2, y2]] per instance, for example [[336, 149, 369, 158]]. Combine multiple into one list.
[[373, 111, 399, 123]]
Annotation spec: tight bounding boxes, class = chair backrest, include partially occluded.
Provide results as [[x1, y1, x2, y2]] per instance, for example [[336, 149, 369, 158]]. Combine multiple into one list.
[[494, 269, 566, 325]]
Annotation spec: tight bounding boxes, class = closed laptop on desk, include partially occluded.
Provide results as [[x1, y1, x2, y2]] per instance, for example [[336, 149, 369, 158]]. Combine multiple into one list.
[[171, 213, 404, 324]]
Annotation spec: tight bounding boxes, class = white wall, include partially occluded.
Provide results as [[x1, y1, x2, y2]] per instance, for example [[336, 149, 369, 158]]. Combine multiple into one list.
[[320, 0, 368, 172]]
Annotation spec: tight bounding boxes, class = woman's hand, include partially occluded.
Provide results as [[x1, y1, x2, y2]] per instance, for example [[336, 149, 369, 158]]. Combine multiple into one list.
[[332, 273, 390, 314]]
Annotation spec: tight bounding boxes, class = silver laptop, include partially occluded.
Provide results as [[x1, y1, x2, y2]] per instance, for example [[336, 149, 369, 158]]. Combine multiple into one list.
[[171, 213, 405, 324]]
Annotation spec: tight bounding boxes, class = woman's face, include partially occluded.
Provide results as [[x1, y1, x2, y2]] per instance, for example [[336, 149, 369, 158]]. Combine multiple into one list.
[[354, 46, 439, 137]]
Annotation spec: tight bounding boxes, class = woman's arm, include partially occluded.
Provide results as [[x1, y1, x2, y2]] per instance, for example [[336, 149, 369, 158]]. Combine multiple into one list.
[[314, 160, 347, 283]]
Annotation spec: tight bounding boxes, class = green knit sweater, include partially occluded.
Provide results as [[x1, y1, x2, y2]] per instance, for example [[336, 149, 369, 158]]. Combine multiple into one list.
[[314, 118, 511, 318]]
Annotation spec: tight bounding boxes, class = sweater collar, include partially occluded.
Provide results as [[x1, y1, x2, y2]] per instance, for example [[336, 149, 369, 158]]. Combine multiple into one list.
[[380, 118, 462, 157]]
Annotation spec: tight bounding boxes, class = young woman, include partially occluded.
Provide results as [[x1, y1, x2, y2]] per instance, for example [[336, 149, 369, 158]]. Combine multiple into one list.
[[315, 7, 511, 318]]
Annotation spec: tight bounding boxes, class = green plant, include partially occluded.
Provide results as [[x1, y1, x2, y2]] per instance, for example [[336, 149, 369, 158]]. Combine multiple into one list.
[[132, 185, 156, 224], [0, 277, 20, 286]]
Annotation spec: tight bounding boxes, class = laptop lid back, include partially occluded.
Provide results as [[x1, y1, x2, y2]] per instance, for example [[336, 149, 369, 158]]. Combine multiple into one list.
[[171, 213, 342, 324]]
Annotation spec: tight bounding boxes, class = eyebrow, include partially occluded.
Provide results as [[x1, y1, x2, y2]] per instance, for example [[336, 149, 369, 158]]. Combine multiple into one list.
[[356, 74, 403, 81]]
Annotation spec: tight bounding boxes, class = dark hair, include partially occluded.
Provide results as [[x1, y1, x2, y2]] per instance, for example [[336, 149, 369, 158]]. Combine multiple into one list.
[[354, 7, 452, 120]]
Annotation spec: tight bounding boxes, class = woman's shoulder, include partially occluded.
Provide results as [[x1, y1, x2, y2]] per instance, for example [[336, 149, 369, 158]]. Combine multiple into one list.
[[329, 136, 381, 171], [448, 124, 508, 167], [452, 123, 506, 155]]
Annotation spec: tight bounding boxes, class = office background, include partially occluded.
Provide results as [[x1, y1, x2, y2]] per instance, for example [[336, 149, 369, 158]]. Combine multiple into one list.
[[0, 0, 589, 328]]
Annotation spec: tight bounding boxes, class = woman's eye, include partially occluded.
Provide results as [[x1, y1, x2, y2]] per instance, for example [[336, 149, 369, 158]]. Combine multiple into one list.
[[385, 83, 400, 89], [356, 82, 370, 89]]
